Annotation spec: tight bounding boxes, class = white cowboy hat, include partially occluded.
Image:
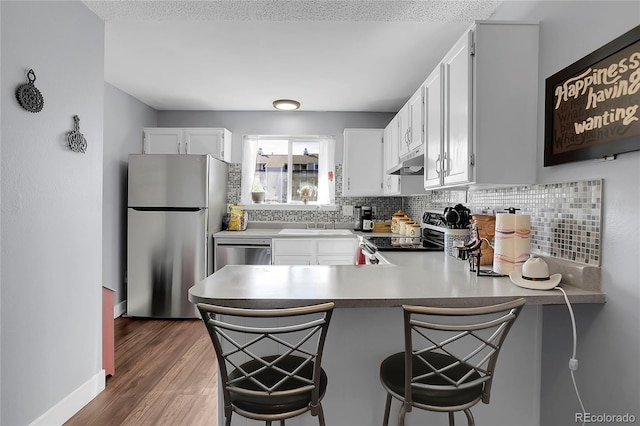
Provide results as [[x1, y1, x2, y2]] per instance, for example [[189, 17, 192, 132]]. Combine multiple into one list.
[[509, 257, 562, 290]]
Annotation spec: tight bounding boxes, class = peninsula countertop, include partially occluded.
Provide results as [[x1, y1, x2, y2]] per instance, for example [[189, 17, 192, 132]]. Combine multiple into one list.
[[189, 251, 606, 308]]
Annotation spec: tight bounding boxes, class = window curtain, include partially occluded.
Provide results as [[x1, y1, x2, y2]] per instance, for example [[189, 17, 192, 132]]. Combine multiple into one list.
[[240, 136, 258, 205], [317, 137, 335, 205]]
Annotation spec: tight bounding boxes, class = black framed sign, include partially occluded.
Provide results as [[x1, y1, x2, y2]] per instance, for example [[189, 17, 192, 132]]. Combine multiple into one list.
[[545, 25, 640, 166]]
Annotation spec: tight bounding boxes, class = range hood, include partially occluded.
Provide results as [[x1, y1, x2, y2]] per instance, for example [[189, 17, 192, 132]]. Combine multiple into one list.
[[387, 146, 424, 175]]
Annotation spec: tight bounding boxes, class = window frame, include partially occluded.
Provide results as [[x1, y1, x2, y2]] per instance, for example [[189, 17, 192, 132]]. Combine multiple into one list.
[[241, 135, 336, 210]]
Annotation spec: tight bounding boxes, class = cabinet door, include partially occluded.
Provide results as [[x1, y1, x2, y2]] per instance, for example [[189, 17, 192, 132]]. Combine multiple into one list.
[[407, 87, 424, 153], [143, 128, 183, 154], [424, 65, 444, 189], [443, 31, 472, 186], [396, 104, 410, 158], [383, 119, 401, 195], [342, 129, 384, 196], [316, 238, 357, 256], [184, 128, 231, 161]]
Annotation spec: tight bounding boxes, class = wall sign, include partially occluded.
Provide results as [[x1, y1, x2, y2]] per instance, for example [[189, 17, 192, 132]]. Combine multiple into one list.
[[544, 25, 640, 166]]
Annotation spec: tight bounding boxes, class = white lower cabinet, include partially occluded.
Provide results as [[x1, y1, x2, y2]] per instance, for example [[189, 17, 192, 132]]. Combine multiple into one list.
[[272, 237, 358, 265]]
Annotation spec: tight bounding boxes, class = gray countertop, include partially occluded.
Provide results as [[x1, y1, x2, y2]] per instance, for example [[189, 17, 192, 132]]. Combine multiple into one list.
[[189, 251, 606, 309]]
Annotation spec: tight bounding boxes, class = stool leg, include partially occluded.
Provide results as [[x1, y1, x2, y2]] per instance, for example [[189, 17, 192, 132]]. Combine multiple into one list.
[[448, 412, 455, 426], [398, 403, 408, 426], [463, 409, 475, 426], [317, 402, 326, 426], [383, 394, 392, 426]]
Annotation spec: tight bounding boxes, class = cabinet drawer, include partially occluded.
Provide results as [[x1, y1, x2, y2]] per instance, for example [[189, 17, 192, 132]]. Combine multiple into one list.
[[272, 238, 314, 255], [317, 238, 357, 255]]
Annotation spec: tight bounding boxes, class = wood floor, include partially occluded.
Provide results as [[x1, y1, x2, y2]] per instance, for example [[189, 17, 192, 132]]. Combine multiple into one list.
[[65, 317, 218, 426]]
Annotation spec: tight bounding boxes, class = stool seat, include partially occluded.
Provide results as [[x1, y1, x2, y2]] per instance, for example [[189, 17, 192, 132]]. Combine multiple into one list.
[[228, 355, 328, 415], [380, 352, 483, 408]]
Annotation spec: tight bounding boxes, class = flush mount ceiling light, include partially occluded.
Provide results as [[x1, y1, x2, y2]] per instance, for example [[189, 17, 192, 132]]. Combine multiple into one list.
[[273, 99, 301, 111]]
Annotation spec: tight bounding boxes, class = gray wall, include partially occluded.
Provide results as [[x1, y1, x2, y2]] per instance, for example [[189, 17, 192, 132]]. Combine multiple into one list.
[[0, 2, 105, 424], [157, 110, 394, 164], [103, 83, 158, 310], [492, 1, 640, 424]]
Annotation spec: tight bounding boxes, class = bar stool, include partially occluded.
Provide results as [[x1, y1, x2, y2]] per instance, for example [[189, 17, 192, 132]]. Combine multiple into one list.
[[379, 298, 526, 426], [197, 302, 335, 426]]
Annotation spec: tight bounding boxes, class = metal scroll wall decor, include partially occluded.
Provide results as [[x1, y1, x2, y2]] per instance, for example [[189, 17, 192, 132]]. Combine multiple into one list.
[[16, 69, 44, 113], [66, 115, 87, 153]]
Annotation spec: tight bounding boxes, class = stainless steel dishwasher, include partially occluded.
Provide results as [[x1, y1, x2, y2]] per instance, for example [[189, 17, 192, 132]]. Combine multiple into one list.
[[213, 237, 272, 272]]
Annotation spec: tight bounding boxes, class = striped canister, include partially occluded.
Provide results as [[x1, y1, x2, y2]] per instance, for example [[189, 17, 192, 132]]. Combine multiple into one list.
[[492, 213, 531, 274]]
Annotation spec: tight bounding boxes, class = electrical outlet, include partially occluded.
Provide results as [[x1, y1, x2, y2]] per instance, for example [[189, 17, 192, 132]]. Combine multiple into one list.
[[342, 205, 354, 216], [371, 205, 377, 215]]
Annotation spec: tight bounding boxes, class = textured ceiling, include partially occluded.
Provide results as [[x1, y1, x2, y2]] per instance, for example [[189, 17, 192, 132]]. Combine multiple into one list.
[[84, 0, 504, 112]]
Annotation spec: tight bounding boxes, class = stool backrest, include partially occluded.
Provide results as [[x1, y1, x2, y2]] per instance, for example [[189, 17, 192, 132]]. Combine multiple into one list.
[[197, 302, 335, 419], [402, 298, 525, 406]]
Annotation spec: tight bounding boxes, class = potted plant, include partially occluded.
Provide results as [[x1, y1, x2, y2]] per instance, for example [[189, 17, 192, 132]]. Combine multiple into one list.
[[297, 185, 315, 204], [251, 182, 265, 204]]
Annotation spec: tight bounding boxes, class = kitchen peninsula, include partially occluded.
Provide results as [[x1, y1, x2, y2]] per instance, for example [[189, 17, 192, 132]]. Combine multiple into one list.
[[189, 253, 604, 426]]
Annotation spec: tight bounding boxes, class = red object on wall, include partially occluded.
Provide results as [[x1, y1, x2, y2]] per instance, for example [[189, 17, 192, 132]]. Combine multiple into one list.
[[102, 287, 115, 377]]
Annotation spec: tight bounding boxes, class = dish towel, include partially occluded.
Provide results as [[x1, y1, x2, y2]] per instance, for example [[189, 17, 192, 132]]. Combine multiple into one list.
[[493, 214, 530, 274], [356, 245, 366, 265]]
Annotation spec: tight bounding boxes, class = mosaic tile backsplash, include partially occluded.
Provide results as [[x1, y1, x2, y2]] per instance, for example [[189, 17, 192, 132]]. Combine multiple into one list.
[[226, 163, 602, 266], [405, 180, 602, 266]]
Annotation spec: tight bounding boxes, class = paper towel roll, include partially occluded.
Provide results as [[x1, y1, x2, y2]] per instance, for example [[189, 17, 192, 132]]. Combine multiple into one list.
[[493, 214, 531, 274]]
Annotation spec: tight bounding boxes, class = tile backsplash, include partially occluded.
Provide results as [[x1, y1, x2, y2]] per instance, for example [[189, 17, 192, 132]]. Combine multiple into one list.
[[226, 163, 602, 266], [403, 180, 602, 266]]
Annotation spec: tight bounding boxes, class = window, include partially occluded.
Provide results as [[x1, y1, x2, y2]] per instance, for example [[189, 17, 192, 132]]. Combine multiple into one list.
[[241, 135, 335, 206]]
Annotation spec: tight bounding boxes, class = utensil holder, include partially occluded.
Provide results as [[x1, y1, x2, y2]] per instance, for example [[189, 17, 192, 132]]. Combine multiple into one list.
[[444, 228, 470, 257]]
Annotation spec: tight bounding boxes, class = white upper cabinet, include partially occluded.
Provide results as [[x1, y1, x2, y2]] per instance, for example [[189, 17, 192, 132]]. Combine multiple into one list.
[[442, 33, 472, 187], [424, 64, 443, 189], [423, 21, 539, 190], [342, 128, 384, 196], [397, 89, 424, 161], [383, 117, 401, 195], [144, 127, 232, 162], [407, 87, 425, 156]]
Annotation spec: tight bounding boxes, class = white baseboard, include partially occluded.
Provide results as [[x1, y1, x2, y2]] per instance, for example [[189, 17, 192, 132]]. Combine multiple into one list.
[[30, 370, 105, 426], [114, 299, 127, 318]]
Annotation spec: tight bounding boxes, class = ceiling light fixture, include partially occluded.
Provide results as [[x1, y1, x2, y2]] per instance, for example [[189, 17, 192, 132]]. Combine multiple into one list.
[[273, 99, 301, 111]]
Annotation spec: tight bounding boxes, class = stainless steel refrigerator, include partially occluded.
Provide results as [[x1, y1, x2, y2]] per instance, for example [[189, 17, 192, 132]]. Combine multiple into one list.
[[127, 154, 228, 318]]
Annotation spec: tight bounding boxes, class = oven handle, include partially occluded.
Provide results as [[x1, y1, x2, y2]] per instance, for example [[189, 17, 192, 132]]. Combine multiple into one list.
[[421, 223, 447, 232]]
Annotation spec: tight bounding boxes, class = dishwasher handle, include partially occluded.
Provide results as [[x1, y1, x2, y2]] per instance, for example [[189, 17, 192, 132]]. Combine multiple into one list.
[[215, 237, 272, 247]]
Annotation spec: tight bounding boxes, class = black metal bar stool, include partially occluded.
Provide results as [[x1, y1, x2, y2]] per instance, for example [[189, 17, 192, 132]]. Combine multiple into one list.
[[198, 302, 335, 426], [379, 298, 526, 426]]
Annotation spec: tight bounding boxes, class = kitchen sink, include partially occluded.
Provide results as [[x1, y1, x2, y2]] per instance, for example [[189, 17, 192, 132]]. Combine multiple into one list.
[[278, 229, 354, 236]]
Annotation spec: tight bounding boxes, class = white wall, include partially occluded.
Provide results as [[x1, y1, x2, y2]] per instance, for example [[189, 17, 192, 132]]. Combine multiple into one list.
[[103, 83, 157, 311], [157, 110, 394, 164], [491, 1, 640, 424], [0, 2, 105, 424]]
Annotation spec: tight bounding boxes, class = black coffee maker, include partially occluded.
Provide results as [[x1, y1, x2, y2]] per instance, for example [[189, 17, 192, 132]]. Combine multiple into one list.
[[354, 206, 363, 231], [361, 206, 373, 232]]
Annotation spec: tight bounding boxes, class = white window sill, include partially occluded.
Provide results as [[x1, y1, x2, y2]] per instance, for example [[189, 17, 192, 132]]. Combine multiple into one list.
[[243, 203, 338, 212]]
